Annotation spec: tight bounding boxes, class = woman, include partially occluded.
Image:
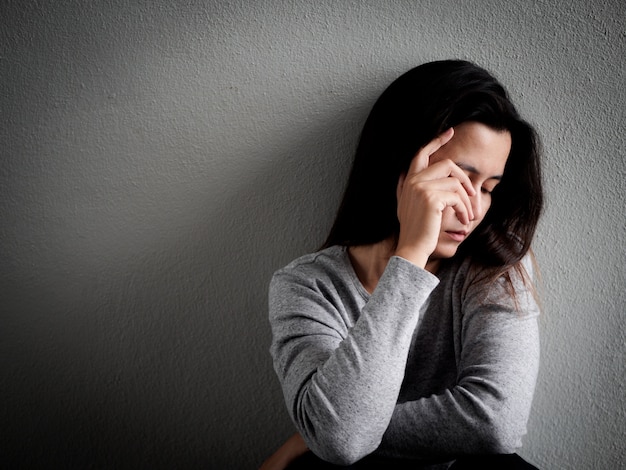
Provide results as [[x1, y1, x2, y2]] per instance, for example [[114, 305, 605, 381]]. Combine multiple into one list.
[[263, 60, 543, 469]]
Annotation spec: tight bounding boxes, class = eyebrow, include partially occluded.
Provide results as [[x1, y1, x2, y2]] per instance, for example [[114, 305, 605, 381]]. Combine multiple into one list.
[[456, 162, 502, 181]]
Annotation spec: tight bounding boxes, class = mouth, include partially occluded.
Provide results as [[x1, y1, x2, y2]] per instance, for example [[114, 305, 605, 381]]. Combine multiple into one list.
[[445, 230, 469, 242]]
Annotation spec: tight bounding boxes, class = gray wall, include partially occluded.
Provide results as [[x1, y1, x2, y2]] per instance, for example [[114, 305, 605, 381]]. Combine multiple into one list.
[[1, 1, 624, 468]]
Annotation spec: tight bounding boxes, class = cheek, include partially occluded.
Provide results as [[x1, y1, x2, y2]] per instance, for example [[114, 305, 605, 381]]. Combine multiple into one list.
[[477, 195, 493, 220]]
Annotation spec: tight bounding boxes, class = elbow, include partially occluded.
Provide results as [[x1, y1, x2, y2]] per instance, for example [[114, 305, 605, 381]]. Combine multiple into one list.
[[473, 415, 524, 454], [478, 433, 518, 455], [291, 380, 394, 465], [301, 423, 379, 465], [293, 393, 383, 465], [314, 446, 367, 466]]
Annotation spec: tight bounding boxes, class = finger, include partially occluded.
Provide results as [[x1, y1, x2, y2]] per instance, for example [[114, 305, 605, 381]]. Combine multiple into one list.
[[406, 160, 476, 220], [432, 189, 472, 225], [408, 128, 454, 176], [439, 177, 474, 220], [413, 177, 474, 222], [446, 162, 476, 199], [450, 177, 474, 222], [415, 158, 477, 201]]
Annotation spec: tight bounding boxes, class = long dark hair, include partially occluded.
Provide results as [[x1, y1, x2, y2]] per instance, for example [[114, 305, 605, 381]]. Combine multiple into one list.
[[322, 60, 543, 277]]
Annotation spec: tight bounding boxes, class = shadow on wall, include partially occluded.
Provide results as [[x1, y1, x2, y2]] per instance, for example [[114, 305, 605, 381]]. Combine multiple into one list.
[[0, 2, 376, 467], [2, 107, 363, 469]]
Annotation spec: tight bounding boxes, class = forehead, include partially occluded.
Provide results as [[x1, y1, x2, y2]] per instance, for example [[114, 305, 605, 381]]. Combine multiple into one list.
[[431, 122, 511, 175]]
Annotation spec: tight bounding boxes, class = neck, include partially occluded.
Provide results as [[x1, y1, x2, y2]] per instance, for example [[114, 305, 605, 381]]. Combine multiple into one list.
[[425, 259, 441, 274], [347, 238, 395, 294]]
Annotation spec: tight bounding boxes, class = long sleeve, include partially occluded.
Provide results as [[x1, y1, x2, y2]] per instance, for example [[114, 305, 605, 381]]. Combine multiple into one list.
[[376, 265, 540, 459], [269, 252, 439, 465]]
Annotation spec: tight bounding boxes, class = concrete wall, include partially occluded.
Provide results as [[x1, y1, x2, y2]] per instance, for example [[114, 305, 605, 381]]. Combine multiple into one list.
[[1, 1, 624, 468]]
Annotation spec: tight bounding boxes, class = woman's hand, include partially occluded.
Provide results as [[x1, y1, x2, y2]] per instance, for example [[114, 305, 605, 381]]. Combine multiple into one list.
[[259, 433, 309, 470], [394, 128, 476, 268]]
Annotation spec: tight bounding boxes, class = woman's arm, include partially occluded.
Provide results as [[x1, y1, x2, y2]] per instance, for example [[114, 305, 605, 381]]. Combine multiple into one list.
[[268, 129, 496, 464], [376, 273, 540, 458], [269, 255, 439, 465]]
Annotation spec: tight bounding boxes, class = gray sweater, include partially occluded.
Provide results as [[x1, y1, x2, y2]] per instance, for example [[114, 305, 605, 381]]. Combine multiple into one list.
[[269, 246, 539, 466]]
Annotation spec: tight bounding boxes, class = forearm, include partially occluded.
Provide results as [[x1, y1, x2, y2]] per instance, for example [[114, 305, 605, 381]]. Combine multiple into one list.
[[377, 310, 539, 459], [271, 256, 439, 464], [378, 377, 536, 458]]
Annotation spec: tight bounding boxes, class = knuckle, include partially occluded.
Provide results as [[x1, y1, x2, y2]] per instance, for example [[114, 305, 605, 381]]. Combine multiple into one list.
[[423, 191, 438, 204]]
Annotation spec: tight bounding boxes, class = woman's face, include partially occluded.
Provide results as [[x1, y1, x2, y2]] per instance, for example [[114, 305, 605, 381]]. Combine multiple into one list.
[[427, 121, 511, 260]]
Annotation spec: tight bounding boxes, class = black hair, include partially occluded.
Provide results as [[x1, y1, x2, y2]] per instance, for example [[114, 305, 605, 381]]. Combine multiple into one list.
[[322, 60, 543, 274]]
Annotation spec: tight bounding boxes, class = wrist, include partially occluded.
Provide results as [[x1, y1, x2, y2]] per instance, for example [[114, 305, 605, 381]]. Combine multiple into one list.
[[393, 246, 430, 269]]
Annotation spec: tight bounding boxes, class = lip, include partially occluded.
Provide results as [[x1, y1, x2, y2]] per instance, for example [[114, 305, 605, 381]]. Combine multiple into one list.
[[445, 230, 469, 242]]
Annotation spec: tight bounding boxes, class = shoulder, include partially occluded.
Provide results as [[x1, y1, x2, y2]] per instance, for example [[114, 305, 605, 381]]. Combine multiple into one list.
[[269, 246, 362, 307], [271, 246, 349, 286], [269, 246, 365, 333]]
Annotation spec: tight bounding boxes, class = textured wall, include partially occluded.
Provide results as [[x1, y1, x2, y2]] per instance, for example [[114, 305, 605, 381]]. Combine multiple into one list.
[[1, 1, 624, 468]]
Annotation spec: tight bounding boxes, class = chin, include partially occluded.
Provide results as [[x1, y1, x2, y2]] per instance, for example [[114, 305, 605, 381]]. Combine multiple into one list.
[[431, 247, 459, 260]]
